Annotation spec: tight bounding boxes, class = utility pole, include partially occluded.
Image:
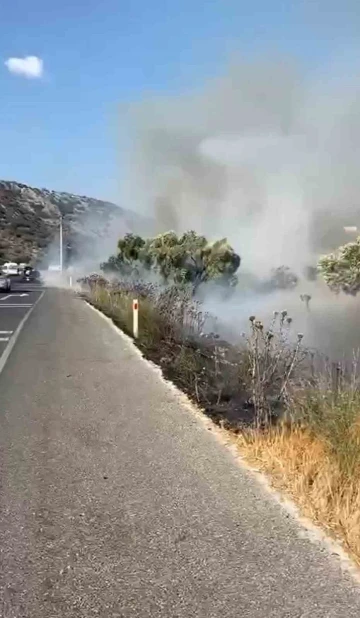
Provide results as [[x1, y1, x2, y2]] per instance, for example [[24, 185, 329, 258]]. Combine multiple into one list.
[[59, 215, 63, 272]]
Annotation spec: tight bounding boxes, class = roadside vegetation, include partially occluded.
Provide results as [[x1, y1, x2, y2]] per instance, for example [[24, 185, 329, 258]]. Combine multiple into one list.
[[318, 235, 360, 296], [101, 230, 241, 291], [79, 231, 360, 566]]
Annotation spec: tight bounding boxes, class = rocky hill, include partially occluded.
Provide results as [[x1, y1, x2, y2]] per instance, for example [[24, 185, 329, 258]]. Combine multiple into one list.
[[0, 180, 149, 267]]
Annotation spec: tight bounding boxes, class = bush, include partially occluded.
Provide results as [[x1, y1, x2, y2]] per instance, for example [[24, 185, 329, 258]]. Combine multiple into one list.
[[101, 231, 241, 292], [262, 266, 299, 292], [79, 268, 360, 565], [79, 275, 311, 427], [318, 237, 360, 295]]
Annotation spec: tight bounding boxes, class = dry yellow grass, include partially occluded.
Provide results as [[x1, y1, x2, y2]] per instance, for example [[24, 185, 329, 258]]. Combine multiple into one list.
[[236, 424, 360, 565], [85, 280, 360, 567]]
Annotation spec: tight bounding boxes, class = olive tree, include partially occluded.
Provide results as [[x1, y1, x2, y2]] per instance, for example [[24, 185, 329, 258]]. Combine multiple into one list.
[[101, 233, 145, 276], [259, 266, 299, 293], [101, 230, 241, 291], [318, 238, 360, 295]]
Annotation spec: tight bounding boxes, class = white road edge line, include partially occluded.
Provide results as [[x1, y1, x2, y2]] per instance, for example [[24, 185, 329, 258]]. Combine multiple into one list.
[[85, 299, 360, 586], [0, 304, 33, 308], [0, 295, 12, 301], [0, 338, 10, 341], [0, 331, 13, 334], [0, 291, 44, 376]]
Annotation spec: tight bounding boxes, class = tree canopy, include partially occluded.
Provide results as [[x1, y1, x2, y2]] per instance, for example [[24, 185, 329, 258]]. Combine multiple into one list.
[[101, 231, 241, 290], [258, 266, 299, 293], [318, 238, 360, 295]]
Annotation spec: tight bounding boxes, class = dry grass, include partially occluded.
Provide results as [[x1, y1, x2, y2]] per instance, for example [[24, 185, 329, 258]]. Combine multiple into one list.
[[237, 398, 360, 566], [79, 274, 360, 566], [79, 276, 252, 423]]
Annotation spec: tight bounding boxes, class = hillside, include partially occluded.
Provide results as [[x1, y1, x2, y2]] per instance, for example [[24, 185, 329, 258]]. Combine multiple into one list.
[[0, 180, 148, 267]]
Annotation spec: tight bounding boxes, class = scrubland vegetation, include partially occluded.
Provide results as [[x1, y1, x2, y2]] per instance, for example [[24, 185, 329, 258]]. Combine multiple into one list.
[[80, 230, 360, 565]]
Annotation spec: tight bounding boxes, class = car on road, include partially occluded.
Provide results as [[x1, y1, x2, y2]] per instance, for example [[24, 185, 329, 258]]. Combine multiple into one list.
[[22, 267, 42, 283], [18, 262, 30, 275], [2, 262, 19, 276], [0, 274, 11, 292]]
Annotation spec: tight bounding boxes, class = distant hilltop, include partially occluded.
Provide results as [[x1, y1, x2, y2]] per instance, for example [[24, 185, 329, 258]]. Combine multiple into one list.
[[0, 180, 150, 266]]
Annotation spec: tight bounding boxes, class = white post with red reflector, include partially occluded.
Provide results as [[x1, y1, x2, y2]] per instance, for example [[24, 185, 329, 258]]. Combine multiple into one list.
[[133, 299, 139, 338]]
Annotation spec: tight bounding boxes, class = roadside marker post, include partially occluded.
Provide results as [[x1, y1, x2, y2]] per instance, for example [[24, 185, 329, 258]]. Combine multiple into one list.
[[133, 299, 139, 339]]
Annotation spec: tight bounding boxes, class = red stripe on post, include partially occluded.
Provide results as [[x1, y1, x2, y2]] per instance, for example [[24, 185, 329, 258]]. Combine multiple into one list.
[[133, 301, 138, 310]]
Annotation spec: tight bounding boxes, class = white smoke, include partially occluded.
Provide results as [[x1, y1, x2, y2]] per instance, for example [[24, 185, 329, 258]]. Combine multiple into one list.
[[120, 54, 360, 280], [113, 47, 360, 359]]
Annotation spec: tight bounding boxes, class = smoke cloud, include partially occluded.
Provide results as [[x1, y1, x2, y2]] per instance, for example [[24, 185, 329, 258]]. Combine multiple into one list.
[[122, 54, 360, 278], [114, 48, 360, 359]]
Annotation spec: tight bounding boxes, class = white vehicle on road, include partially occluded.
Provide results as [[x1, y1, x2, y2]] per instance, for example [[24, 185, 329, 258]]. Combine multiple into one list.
[[2, 262, 19, 276], [18, 262, 29, 274]]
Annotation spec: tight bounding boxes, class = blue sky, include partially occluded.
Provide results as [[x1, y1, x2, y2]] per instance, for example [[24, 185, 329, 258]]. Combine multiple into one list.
[[0, 0, 358, 204]]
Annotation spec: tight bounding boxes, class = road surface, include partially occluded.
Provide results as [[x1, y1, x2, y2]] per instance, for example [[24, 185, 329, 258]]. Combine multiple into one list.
[[0, 280, 43, 361], [1, 286, 360, 617]]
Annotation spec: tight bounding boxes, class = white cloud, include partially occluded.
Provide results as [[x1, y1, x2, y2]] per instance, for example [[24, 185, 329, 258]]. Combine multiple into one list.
[[5, 55, 43, 79]]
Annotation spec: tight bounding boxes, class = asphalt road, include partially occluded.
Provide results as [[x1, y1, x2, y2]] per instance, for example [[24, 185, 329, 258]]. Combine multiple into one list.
[[0, 280, 44, 360], [1, 288, 360, 617]]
